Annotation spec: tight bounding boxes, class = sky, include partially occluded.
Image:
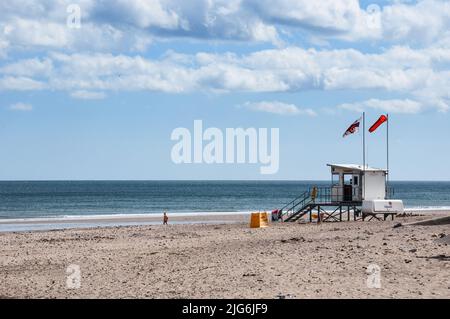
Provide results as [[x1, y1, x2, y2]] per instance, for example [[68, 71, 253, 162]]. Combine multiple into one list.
[[1, 0, 450, 181]]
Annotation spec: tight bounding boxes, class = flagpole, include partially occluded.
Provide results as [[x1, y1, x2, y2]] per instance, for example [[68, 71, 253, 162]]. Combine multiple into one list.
[[386, 113, 389, 195], [363, 112, 366, 200]]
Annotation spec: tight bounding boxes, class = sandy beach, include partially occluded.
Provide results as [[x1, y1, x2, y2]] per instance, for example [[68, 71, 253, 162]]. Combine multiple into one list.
[[0, 213, 449, 299]]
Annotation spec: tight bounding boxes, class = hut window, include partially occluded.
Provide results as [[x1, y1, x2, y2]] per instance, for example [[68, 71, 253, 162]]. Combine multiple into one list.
[[332, 173, 339, 186], [353, 176, 359, 186]]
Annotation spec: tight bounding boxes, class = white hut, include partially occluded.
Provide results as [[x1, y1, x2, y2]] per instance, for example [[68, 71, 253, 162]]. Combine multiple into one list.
[[327, 163, 403, 216], [327, 163, 388, 202], [281, 163, 404, 222]]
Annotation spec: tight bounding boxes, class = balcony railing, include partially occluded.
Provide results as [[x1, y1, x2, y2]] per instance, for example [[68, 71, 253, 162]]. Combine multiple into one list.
[[280, 185, 395, 218]]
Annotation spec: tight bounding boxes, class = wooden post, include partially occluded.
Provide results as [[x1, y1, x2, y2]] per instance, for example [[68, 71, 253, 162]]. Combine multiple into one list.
[[317, 206, 321, 223]]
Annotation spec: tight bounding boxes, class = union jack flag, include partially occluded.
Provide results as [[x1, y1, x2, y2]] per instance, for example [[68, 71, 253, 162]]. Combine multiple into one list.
[[343, 117, 362, 138]]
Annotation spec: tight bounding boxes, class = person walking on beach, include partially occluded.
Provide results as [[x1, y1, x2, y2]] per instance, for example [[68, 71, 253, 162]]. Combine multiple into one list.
[[163, 211, 168, 225]]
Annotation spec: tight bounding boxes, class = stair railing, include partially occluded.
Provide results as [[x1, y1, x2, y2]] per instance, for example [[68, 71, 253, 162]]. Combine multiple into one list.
[[279, 191, 311, 218]]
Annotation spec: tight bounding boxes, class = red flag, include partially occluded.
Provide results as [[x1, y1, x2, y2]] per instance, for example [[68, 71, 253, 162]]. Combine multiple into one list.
[[343, 117, 362, 138], [369, 115, 388, 133]]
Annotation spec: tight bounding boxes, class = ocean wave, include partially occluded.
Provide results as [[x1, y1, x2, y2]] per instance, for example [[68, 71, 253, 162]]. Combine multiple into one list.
[[0, 211, 253, 223]]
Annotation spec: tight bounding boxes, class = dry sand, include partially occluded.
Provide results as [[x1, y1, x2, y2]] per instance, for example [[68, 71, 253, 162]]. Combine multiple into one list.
[[0, 214, 449, 299]]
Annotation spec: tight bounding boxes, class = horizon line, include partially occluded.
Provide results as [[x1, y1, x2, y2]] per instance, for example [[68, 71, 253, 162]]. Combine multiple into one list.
[[1, 179, 449, 183]]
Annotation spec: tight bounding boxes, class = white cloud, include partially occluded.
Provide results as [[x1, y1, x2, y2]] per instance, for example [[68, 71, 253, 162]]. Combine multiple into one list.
[[0, 58, 52, 77], [102, 0, 183, 30], [0, 18, 153, 55], [248, 0, 368, 37], [241, 101, 317, 116], [0, 0, 449, 58], [339, 98, 424, 114], [9, 102, 32, 111], [0, 1, 448, 118], [0, 38, 9, 58], [381, 0, 450, 45], [6, 18, 69, 48], [0, 76, 46, 90], [247, 0, 450, 44], [0, 44, 448, 113], [70, 90, 106, 100], [0, 0, 449, 115], [0, 0, 281, 56]]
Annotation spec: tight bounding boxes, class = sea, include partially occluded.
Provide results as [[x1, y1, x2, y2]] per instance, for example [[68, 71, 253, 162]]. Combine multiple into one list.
[[1, 180, 450, 220]]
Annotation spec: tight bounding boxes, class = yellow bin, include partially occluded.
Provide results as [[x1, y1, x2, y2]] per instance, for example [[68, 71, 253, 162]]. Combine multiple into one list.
[[250, 212, 269, 228]]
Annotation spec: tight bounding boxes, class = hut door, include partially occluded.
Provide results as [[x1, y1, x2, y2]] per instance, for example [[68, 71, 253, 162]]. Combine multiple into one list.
[[343, 174, 353, 201], [344, 185, 353, 201], [352, 175, 360, 201]]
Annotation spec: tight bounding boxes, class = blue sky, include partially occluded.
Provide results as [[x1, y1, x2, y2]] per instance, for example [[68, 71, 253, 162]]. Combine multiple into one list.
[[1, 0, 450, 181]]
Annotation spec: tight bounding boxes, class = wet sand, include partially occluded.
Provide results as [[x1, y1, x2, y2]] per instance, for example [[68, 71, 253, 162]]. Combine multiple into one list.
[[0, 214, 449, 299], [0, 213, 250, 232]]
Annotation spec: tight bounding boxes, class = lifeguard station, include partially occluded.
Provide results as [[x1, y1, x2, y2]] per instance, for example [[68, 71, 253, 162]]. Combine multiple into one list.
[[279, 163, 403, 223]]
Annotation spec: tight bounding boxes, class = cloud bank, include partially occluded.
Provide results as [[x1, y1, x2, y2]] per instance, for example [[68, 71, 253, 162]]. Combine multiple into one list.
[[1, 0, 450, 114]]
